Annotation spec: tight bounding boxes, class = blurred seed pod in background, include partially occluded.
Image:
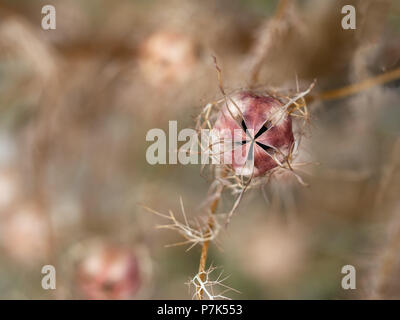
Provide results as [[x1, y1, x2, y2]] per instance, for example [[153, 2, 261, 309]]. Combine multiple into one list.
[[234, 218, 307, 284], [0, 202, 50, 266], [138, 30, 199, 87], [58, 240, 153, 300]]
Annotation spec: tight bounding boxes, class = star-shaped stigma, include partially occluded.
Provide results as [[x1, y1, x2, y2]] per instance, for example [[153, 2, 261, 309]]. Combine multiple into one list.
[[213, 92, 294, 177], [233, 117, 275, 176], [240, 119, 274, 150]]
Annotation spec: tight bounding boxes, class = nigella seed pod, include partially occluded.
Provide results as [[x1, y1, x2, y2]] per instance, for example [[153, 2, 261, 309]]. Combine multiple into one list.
[[76, 245, 141, 300], [214, 92, 294, 177]]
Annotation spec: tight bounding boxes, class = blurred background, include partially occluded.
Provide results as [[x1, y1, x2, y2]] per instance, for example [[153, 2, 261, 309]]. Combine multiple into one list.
[[0, 0, 399, 299]]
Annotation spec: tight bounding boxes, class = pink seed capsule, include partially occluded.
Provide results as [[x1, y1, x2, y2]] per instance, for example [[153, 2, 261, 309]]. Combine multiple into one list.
[[213, 92, 294, 177], [76, 245, 141, 300]]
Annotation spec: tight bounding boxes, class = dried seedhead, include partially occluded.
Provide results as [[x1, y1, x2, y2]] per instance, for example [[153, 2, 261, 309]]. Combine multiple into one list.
[[145, 54, 316, 299], [196, 59, 315, 222], [75, 244, 141, 300]]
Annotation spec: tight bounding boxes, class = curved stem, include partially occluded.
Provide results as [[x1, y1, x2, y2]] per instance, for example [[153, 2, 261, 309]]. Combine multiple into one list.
[[196, 184, 223, 300], [309, 67, 400, 102]]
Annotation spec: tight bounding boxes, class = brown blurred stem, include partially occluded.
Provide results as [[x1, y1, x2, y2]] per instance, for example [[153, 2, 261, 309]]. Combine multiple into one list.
[[249, 0, 292, 85], [371, 222, 400, 299], [307, 66, 400, 103], [370, 139, 400, 299]]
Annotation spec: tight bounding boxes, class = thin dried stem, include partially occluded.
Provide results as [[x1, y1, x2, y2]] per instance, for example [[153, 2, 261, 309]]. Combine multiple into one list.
[[310, 67, 400, 102], [142, 199, 221, 251], [196, 181, 224, 300]]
